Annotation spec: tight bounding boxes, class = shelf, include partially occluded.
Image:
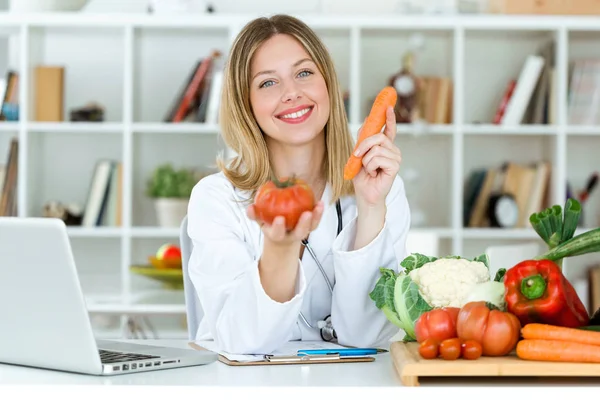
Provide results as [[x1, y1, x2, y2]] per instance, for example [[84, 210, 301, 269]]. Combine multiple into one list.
[[132, 123, 219, 134], [567, 126, 600, 136], [461, 228, 541, 240], [131, 227, 180, 238], [87, 303, 186, 315], [0, 122, 19, 131], [5, 12, 600, 339], [27, 122, 123, 134], [463, 124, 558, 135], [0, 13, 598, 30], [411, 227, 454, 238], [67, 226, 123, 238]]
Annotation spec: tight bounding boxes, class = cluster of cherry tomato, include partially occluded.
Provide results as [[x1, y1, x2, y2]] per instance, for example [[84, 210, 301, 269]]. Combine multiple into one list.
[[414, 302, 521, 360], [418, 337, 483, 361]]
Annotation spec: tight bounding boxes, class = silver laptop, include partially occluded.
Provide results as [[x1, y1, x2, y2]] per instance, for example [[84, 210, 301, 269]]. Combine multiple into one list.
[[0, 217, 218, 375]]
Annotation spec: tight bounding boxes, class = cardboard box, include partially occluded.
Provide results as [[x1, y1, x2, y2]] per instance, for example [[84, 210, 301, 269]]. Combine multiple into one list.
[[489, 0, 600, 15], [35, 66, 64, 122]]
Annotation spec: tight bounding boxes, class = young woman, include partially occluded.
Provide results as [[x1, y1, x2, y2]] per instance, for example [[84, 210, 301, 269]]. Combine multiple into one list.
[[187, 14, 411, 354]]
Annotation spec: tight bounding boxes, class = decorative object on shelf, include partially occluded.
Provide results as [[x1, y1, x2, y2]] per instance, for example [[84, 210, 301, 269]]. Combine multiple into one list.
[[130, 264, 183, 290], [146, 163, 197, 228], [9, 0, 89, 12], [487, 193, 519, 228], [69, 102, 104, 122], [389, 51, 421, 123], [389, 34, 426, 124], [42, 201, 83, 226]]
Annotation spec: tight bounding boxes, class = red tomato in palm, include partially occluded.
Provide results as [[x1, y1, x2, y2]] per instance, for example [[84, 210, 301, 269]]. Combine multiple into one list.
[[253, 177, 315, 231], [414, 307, 460, 344]]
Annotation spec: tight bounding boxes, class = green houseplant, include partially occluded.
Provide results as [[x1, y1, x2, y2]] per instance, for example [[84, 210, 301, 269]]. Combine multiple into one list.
[[146, 163, 197, 227]]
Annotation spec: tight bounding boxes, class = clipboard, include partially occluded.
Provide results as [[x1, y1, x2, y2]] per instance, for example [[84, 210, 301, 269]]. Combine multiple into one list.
[[188, 342, 376, 366]]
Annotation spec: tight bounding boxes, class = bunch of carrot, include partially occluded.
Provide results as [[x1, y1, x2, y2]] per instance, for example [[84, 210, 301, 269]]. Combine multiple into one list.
[[517, 323, 600, 363]]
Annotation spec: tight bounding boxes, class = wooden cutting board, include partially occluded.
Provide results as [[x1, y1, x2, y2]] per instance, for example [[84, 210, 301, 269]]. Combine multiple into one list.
[[391, 341, 600, 386]]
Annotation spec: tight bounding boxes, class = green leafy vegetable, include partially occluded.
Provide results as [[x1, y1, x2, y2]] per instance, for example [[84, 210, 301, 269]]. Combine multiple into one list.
[[494, 268, 506, 282], [399, 253, 437, 273], [370, 252, 491, 342], [369, 268, 403, 329]]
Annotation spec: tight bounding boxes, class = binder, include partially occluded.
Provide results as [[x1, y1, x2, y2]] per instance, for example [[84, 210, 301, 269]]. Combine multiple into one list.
[[188, 342, 379, 366]]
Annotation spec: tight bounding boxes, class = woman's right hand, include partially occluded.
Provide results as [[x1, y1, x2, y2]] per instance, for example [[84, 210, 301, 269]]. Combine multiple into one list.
[[247, 200, 325, 248]]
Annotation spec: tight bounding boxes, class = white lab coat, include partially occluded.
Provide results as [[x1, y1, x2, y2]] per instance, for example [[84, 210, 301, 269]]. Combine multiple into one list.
[[187, 171, 411, 354]]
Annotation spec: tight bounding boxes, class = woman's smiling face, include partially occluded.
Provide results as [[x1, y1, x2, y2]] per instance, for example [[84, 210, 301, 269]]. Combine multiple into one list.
[[249, 33, 330, 147]]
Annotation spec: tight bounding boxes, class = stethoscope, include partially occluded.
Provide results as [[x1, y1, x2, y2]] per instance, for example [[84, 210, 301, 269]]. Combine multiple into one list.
[[297, 199, 342, 342]]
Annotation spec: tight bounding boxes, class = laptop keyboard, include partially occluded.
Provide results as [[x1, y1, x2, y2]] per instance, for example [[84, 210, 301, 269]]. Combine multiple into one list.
[[99, 349, 161, 364]]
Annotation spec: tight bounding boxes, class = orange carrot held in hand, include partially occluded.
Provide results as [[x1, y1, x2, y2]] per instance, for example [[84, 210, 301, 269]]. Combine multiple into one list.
[[517, 339, 600, 363], [343, 86, 397, 181]]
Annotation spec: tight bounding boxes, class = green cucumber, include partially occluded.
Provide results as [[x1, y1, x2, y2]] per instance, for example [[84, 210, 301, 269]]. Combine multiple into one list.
[[578, 326, 600, 332], [535, 227, 600, 262]]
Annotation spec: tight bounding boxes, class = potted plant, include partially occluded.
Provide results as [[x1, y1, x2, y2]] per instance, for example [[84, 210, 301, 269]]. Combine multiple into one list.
[[146, 163, 197, 227]]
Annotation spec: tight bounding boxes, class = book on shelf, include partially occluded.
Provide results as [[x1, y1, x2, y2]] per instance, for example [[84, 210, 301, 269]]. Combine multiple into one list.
[[589, 264, 600, 313], [493, 41, 555, 125], [418, 76, 453, 124], [463, 160, 551, 228], [81, 159, 122, 227], [0, 137, 18, 216], [34, 65, 65, 122], [163, 49, 224, 124], [0, 70, 19, 122], [568, 59, 600, 125]]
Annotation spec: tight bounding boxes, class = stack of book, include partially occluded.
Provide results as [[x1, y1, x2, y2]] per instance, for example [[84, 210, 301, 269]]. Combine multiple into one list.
[[492, 41, 554, 125], [164, 50, 224, 124], [464, 160, 552, 228], [81, 159, 122, 227]]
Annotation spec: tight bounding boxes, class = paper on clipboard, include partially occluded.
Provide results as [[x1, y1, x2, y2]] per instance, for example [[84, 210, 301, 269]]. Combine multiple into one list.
[[193, 340, 349, 362]]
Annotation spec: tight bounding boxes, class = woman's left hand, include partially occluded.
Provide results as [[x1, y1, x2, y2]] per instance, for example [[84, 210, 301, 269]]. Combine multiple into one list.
[[352, 106, 402, 209]]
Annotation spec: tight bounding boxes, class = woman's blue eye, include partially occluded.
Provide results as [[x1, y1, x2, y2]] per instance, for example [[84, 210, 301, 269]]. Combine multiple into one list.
[[259, 80, 275, 88], [298, 69, 312, 78]]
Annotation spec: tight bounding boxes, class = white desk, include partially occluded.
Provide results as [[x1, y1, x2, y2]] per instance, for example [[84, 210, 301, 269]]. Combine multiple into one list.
[[1, 339, 600, 387], [0, 339, 401, 386]]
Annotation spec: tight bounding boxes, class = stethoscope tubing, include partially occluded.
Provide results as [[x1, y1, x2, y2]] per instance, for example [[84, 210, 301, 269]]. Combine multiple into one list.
[[298, 200, 342, 334]]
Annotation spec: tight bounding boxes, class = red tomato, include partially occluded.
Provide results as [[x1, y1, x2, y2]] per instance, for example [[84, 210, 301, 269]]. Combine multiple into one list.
[[414, 307, 460, 343], [457, 301, 521, 357], [418, 338, 439, 359], [253, 177, 315, 231], [439, 338, 461, 360], [461, 339, 482, 360]]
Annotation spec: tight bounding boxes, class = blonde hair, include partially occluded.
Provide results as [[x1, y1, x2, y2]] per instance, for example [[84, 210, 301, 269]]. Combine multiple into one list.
[[216, 14, 355, 204]]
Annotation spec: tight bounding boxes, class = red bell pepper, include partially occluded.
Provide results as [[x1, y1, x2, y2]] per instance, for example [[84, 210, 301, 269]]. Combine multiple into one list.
[[504, 259, 590, 328]]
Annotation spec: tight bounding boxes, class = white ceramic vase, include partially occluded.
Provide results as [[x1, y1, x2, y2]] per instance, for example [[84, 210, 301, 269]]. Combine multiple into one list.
[[154, 198, 189, 228]]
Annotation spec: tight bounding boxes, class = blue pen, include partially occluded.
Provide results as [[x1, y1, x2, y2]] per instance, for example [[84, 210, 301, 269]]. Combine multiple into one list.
[[297, 348, 378, 357]]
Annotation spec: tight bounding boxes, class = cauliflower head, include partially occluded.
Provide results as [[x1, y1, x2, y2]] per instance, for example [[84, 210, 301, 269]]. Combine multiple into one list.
[[408, 257, 490, 308]]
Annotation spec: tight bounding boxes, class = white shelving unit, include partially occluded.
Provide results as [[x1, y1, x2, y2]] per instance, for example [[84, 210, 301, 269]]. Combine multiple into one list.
[[1, 12, 600, 338]]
